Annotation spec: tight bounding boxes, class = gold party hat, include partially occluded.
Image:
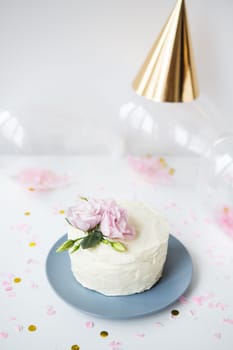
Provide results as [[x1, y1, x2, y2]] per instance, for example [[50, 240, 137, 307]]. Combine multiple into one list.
[[132, 0, 199, 102]]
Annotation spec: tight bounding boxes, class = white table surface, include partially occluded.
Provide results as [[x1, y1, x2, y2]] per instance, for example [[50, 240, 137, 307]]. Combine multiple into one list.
[[0, 155, 232, 350]]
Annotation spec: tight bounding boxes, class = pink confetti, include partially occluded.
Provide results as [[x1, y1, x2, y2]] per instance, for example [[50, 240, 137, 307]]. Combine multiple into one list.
[[30, 281, 39, 289], [0, 332, 8, 339], [179, 295, 189, 305], [208, 302, 228, 311], [128, 155, 173, 185], [46, 305, 56, 316], [17, 168, 71, 191], [85, 321, 94, 328], [223, 318, 233, 325], [192, 293, 214, 306], [9, 317, 17, 321], [109, 341, 123, 350], [214, 332, 222, 339], [5, 286, 13, 292], [15, 325, 24, 332], [216, 206, 233, 238], [136, 333, 145, 338]]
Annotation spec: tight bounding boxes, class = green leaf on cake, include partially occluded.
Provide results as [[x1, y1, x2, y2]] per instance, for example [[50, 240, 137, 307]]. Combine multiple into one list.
[[70, 244, 81, 254], [56, 239, 75, 252], [111, 241, 127, 252], [81, 230, 103, 249]]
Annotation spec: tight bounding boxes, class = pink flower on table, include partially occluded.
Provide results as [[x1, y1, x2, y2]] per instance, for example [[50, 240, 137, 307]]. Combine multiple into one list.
[[100, 201, 135, 239], [67, 199, 104, 231], [18, 168, 70, 190]]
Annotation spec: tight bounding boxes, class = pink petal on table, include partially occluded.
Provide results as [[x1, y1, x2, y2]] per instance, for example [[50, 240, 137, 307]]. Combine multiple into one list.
[[213, 332, 222, 339], [85, 321, 94, 328], [0, 332, 8, 339], [179, 296, 189, 305], [109, 341, 122, 346], [136, 333, 145, 338], [46, 305, 56, 316], [15, 325, 24, 332], [223, 318, 233, 325]]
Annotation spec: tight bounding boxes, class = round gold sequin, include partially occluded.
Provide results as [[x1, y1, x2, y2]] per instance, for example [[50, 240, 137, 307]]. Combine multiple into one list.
[[24, 211, 31, 216], [13, 277, 21, 283], [28, 187, 35, 191], [29, 242, 36, 247], [224, 207, 229, 213], [59, 210, 65, 214], [71, 345, 80, 350], [171, 309, 180, 316], [100, 331, 109, 338], [28, 324, 37, 332], [169, 168, 175, 175]]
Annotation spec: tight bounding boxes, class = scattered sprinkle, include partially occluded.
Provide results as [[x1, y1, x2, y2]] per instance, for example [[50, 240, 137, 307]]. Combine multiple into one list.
[[223, 318, 233, 325], [214, 332, 222, 339], [28, 324, 37, 332], [13, 277, 21, 283], [0, 332, 8, 339], [171, 309, 180, 317], [71, 345, 80, 350], [100, 331, 109, 338], [85, 321, 94, 328], [46, 305, 56, 316], [29, 242, 37, 247], [24, 212, 31, 216], [59, 210, 65, 215], [136, 333, 145, 338], [28, 187, 35, 191]]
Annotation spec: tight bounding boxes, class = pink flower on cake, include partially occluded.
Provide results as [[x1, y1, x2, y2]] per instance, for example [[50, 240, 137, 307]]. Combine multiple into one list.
[[67, 199, 104, 231], [100, 201, 135, 239]]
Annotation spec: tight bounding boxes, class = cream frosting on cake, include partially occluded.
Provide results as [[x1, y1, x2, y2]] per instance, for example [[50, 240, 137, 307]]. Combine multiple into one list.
[[67, 201, 169, 296]]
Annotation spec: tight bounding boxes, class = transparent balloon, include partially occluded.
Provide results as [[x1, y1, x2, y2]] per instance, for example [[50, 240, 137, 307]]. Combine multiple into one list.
[[198, 135, 233, 238]]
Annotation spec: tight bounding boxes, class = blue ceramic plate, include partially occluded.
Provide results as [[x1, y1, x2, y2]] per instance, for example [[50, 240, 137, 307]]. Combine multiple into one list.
[[46, 234, 192, 319]]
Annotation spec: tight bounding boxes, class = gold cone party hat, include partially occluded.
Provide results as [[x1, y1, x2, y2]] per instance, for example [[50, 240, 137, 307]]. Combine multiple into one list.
[[132, 0, 199, 102]]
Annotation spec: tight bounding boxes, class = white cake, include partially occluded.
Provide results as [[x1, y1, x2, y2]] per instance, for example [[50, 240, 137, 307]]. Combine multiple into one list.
[[67, 201, 169, 296]]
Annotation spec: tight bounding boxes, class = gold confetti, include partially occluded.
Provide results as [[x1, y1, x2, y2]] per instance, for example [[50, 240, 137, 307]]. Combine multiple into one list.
[[28, 324, 37, 332], [28, 187, 35, 191], [159, 157, 165, 163], [171, 309, 180, 316], [24, 211, 31, 216], [169, 168, 175, 175], [13, 277, 21, 283], [59, 210, 65, 215], [100, 331, 109, 338], [224, 207, 229, 213], [71, 345, 80, 350], [29, 242, 37, 247]]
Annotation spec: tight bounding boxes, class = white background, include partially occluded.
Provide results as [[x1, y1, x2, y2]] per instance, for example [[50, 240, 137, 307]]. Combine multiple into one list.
[[0, 0, 233, 154]]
